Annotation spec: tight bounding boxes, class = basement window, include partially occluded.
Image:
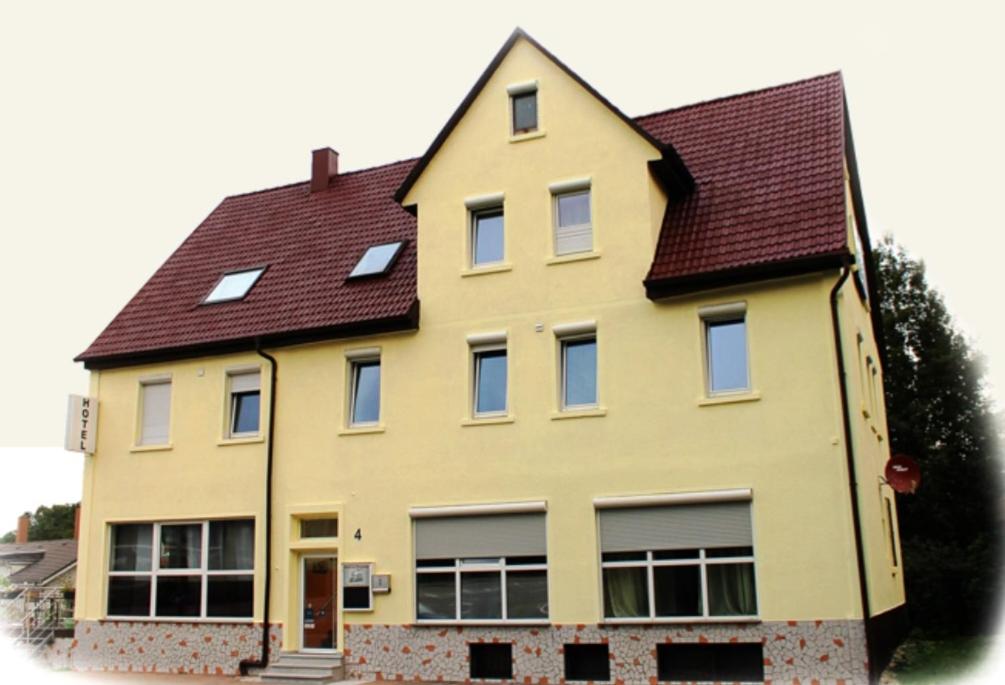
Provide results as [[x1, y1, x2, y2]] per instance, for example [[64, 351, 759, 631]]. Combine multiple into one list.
[[348, 241, 405, 278], [203, 267, 266, 303], [656, 643, 764, 683], [469, 643, 513, 680], [564, 644, 611, 682]]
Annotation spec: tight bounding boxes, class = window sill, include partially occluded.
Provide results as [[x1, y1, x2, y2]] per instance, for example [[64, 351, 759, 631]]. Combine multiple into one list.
[[217, 435, 265, 447], [545, 251, 601, 266], [461, 263, 513, 278], [415, 619, 550, 626], [551, 407, 607, 421], [461, 415, 516, 427], [103, 616, 256, 624], [338, 424, 386, 436], [601, 616, 761, 625], [130, 443, 173, 453], [697, 391, 761, 407], [509, 130, 546, 143]]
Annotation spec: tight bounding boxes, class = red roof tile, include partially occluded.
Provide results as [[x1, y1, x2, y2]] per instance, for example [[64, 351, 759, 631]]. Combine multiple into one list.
[[76, 159, 419, 366], [78, 73, 852, 367], [637, 72, 849, 291]]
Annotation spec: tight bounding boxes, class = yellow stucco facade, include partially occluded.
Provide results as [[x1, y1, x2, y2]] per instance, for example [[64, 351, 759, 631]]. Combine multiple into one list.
[[73, 34, 902, 683]]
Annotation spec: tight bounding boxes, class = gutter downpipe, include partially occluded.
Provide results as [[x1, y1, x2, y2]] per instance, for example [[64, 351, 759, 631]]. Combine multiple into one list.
[[830, 263, 874, 682], [239, 341, 278, 675]]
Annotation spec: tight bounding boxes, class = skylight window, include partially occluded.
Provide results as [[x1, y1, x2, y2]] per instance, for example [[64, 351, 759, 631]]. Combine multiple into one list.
[[348, 241, 405, 279], [203, 268, 266, 304]]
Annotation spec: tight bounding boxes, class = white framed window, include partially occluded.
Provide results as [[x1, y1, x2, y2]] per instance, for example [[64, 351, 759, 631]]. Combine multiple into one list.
[[227, 370, 261, 437], [107, 519, 254, 619], [551, 180, 593, 256], [700, 303, 750, 395], [414, 513, 548, 623], [508, 81, 538, 135], [203, 267, 266, 304], [470, 206, 505, 267], [555, 321, 598, 410], [348, 356, 381, 426], [342, 562, 374, 612], [469, 333, 508, 417], [598, 501, 757, 621], [138, 378, 171, 446]]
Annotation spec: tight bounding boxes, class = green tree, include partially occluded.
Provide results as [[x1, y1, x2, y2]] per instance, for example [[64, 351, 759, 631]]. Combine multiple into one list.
[[27, 503, 79, 541], [875, 237, 1002, 636], [0, 531, 14, 543]]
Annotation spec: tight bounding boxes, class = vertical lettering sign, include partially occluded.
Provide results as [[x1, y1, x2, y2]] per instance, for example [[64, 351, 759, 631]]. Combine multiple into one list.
[[65, 395, 98, 454]]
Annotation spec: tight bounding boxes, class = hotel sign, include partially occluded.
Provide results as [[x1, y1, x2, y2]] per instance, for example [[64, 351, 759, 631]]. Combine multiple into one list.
[[65, 395, 98, 454]]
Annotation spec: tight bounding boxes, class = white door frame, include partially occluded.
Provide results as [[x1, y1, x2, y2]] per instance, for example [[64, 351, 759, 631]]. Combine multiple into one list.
[[299, 552, 338, 653]]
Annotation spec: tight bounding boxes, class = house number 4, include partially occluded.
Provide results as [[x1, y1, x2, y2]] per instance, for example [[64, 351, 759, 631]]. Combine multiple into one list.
[[354, 528, 362, 541]]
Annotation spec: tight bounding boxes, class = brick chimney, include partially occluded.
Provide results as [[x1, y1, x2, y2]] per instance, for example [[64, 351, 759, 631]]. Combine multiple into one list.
[[16, 512, 30, 543], [74, 505, 82, 540], [311, 147, 339, 193]]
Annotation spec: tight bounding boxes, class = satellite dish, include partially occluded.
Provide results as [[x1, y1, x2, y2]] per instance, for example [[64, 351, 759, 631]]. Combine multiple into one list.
[[885, 454, 921, 494]]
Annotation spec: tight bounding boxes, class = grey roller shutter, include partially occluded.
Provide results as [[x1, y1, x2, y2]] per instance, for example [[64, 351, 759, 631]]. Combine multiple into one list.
[[230, 371, 260, 393], [140, 381, 171, 445], [415, 513, 546, 559], [599, 502, 752, 552]]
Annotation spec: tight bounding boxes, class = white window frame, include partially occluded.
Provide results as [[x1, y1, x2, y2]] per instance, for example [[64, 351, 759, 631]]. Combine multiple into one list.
[[227, 369, 261, 438], [469, 205, 505, 268], [550, 179, 593, 256], [137, 376, 172, 446], [346, 351, 381, 427], [471, 339, 508, 418], [415, 556, 548, 625], [106, 519, 254, 621], [555, 321, 598, 411], [700, 302, 751, 396], [600, 547, 758, 623]]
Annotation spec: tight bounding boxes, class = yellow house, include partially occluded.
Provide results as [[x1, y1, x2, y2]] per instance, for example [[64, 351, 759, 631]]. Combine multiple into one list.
[[70, 29, 905, 685]]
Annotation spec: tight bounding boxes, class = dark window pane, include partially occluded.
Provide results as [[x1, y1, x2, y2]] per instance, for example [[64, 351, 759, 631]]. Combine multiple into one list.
[[602, 567, 647, 618], [506, 570, 548, 619], [707, 319, 748, 393], [653, 548, 700, 560], [470, 643, 513, 680], [601, 551, 646, 562], [461, 572, 502, 619], [564, 644, 611, 682], [107, 577, 151, 616], [155, 576, 202, 617], [512, 91, 537, 133], [417, 573, 456, 620], [473, 210, 504, 265], [351, 361, 381, 424], [506, 555, 547, 566], [232, 391, 261, 434], [110, 524, 152, 572], [209, 519, 254, 570], [557, 191, 591, 227], [343, 586, 371, 610], [300, 518, 339, 539], [159, 524, 201, 569], [564, 338, 597, 407], [207, 575, 253, 617], [475, 350, 507, 414], [707, 563, 758, 616], [416, 558, 454, 568], [705, 546, 754, 559], [656, 643, 764, 683], [653, 565, 702, 617]]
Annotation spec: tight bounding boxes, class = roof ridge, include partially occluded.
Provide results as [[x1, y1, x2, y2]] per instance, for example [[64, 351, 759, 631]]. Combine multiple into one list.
[[226, 156, 420, 201], [633, 71, 843, 122]]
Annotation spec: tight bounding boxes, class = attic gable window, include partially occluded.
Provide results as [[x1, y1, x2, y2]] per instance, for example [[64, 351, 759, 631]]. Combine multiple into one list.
[[508, 81, 538, 135], [348, 241, 405, 279], [203, 268, 266, 304]]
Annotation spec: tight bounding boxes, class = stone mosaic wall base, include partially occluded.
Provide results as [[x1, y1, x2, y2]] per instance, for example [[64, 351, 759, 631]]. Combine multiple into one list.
[[344, 621, 869, 685], [64, 620, 283, 675]]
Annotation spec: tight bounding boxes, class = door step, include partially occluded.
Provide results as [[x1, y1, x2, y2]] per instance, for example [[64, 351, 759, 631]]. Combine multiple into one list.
[[260, 652, 345, 683]]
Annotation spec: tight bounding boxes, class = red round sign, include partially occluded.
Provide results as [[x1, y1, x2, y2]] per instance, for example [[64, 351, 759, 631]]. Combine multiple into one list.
[[885, 454, 921, 494]]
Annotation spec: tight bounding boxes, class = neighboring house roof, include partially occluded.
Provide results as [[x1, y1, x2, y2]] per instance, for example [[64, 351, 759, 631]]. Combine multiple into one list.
[[639, 72, 850, 296], [77, 68, 852, 369], [0, 540, 77, 586]]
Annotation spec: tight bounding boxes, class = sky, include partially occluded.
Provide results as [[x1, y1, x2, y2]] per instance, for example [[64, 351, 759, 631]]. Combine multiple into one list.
[[1, 0, 1004, 677]]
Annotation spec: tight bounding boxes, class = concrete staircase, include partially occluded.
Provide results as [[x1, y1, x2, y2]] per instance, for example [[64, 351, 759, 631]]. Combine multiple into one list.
[[260, 652, 345, 683]]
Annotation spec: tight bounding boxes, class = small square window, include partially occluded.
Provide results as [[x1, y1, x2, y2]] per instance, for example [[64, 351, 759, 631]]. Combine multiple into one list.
[[561, 337, 597, 409], [705, 316, 749, 394], [554, 188, 592, 255], [469, 643, 513, 680], [474, 347, 507, 416], [228, 371, 261, 437], [564, 644, 611, 682], [511, 90, 538, 134], [138, 379, 171, 445], [471, 206, 505, 266], [203, 267, 265, 304], [349, 359, 381, 426]]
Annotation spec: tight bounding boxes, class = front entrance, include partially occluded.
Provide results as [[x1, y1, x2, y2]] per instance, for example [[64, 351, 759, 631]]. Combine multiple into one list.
[[300, 555, 337, 651]]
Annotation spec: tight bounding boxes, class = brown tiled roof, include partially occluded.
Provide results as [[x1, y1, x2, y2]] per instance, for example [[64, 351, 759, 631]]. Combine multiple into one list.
[[77, 73, 851, 367], [638, 72, 850, 294], [76, 159, 419, 367], [1, 539, 77, 586]]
